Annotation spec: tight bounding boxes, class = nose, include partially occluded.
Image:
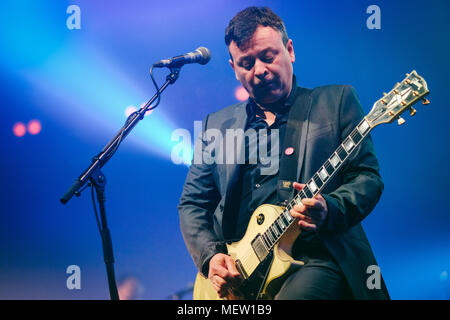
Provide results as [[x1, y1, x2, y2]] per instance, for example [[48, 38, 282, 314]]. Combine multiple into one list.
[[254, 59, 268, 80]]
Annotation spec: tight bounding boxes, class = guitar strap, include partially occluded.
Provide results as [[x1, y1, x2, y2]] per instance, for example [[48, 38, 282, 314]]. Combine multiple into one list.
[[277, 87, 312, 205]]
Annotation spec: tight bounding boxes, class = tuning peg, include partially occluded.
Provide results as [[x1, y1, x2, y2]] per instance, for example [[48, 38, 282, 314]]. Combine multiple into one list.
[[397, 117, 406, 125], [406, 73, 410, 77], [383, 92, 387, 96], [409, 107, 417, 116], [394, 89, 399, 94], [421, 98, 430, 105]]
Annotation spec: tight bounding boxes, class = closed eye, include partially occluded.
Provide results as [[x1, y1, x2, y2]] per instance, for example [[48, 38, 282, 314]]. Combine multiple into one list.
[[259, 48, 277, 63], [261, 56, 274, 63], [239, 59, 254, 70]]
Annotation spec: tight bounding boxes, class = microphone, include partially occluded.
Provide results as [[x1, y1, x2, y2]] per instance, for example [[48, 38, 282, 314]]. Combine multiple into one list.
[[153, 47, 211, 68]]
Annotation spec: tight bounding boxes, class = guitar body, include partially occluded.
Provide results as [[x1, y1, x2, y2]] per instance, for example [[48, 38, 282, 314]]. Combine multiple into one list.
[[193, 204, 304, 300]]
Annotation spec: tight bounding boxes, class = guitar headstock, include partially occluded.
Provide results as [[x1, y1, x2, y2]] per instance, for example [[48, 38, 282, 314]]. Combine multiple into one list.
[[366, 70, 429, 127]]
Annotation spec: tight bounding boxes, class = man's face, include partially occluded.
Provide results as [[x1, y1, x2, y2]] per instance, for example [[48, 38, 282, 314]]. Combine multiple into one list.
[[228, 25, 295, 105]]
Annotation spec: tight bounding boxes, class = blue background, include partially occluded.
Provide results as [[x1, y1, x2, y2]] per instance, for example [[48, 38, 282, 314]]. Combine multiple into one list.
[[0, 0, 449, 299]]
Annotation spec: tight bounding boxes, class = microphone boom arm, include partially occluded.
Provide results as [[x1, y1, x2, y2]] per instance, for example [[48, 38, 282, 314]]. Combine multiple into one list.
[[60, 68, 180, 204]]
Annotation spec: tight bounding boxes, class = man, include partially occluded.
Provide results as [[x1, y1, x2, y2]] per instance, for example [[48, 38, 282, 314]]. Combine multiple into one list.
[[178, 6, 389, 299]]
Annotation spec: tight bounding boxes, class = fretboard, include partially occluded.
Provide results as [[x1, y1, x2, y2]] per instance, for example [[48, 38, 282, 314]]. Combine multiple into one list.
[[251, 117, 373, 260]]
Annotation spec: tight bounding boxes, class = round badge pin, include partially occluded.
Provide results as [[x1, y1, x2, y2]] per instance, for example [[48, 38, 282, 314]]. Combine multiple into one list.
[[284, 147, 294, 156]]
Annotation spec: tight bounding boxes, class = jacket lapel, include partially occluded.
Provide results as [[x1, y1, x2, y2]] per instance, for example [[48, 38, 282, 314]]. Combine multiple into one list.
[[224, 103, 247, 184], [294, 87, 313, 181], [221, 103, 247, 239], [277, 87, 313, 203]]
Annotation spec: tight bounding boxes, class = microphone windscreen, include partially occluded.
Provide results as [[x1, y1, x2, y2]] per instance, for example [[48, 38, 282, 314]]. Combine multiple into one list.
[[196, 47, 211, 65]]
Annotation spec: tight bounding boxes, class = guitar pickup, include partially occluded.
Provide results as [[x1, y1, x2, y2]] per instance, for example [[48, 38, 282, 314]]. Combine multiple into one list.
[[251, 234, 270, 262]]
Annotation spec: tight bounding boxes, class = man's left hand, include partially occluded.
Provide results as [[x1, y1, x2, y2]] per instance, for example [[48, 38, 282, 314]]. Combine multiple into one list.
[[289, 182, 328, 231]]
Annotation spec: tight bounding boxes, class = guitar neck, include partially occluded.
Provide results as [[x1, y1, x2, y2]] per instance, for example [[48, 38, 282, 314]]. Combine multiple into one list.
[[255, 117, 373, 253]]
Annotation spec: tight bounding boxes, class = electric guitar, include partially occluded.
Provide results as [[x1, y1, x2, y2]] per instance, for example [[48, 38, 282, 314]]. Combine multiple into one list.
[[193, 70, 430, 300]]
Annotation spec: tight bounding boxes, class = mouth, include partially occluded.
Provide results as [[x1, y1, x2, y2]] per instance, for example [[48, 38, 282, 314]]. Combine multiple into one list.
[[256, 81, 274, 90]]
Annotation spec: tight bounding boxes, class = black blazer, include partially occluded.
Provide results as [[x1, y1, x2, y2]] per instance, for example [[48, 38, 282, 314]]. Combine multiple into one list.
[[178, 84, 390, 299]]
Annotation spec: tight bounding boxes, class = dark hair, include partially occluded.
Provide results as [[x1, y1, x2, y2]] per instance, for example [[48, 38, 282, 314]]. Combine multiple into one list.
[[225, 6, 289, 50]]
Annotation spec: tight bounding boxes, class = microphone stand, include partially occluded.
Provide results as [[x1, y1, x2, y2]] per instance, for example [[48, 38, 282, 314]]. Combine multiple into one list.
[[60, 67, 181, 300]]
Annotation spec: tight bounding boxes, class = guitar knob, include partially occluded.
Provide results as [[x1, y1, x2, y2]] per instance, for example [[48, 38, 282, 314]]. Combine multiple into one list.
[[397, 117, 406, 125], [409, 107, 417, 116]]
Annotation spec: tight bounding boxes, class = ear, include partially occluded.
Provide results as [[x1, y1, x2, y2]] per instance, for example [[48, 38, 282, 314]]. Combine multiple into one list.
[[286, 39, 295, 63], [229, 58, 239, 81]]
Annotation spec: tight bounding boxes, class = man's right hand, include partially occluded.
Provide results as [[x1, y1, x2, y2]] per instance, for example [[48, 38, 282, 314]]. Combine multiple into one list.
[[208, 253, 241, 298]]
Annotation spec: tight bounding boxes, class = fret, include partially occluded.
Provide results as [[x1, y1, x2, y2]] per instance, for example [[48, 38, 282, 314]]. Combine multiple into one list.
[[275, 217, 283, 233], [357, 119, 370, 135], [275, 223, 283, 236], [303, 186, 313, 199], [318, 166, 329, 182], [294, 192, 304, 204], [286, 200, 294, 213], [308, 179, 319, 195], [337, 147, 347, 163], [330, 153, 341, 168], [266, 233, 274, 248], [264, 232, 272, 246], [270, 227, 278, 240], [284, 210, 293, 223], [276, 219, 284, 232], [267, 230, 275, 243], [277, 217, 286, 230], [290, 198, 299, 210], [325, 161, 334, 175], [273, 224, 283, 237], [281, 212, 289, 226], [261, 237, 270, 252], [271, 224, 280, 237], [276, 221, 283, 234], [343, 136, 355, 153], [351, 129, 363, 144], [285, 201, 293, 212], [313, 174, 323, 189], [300, 189, 308, 200], [262, 233, 271, 248]]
